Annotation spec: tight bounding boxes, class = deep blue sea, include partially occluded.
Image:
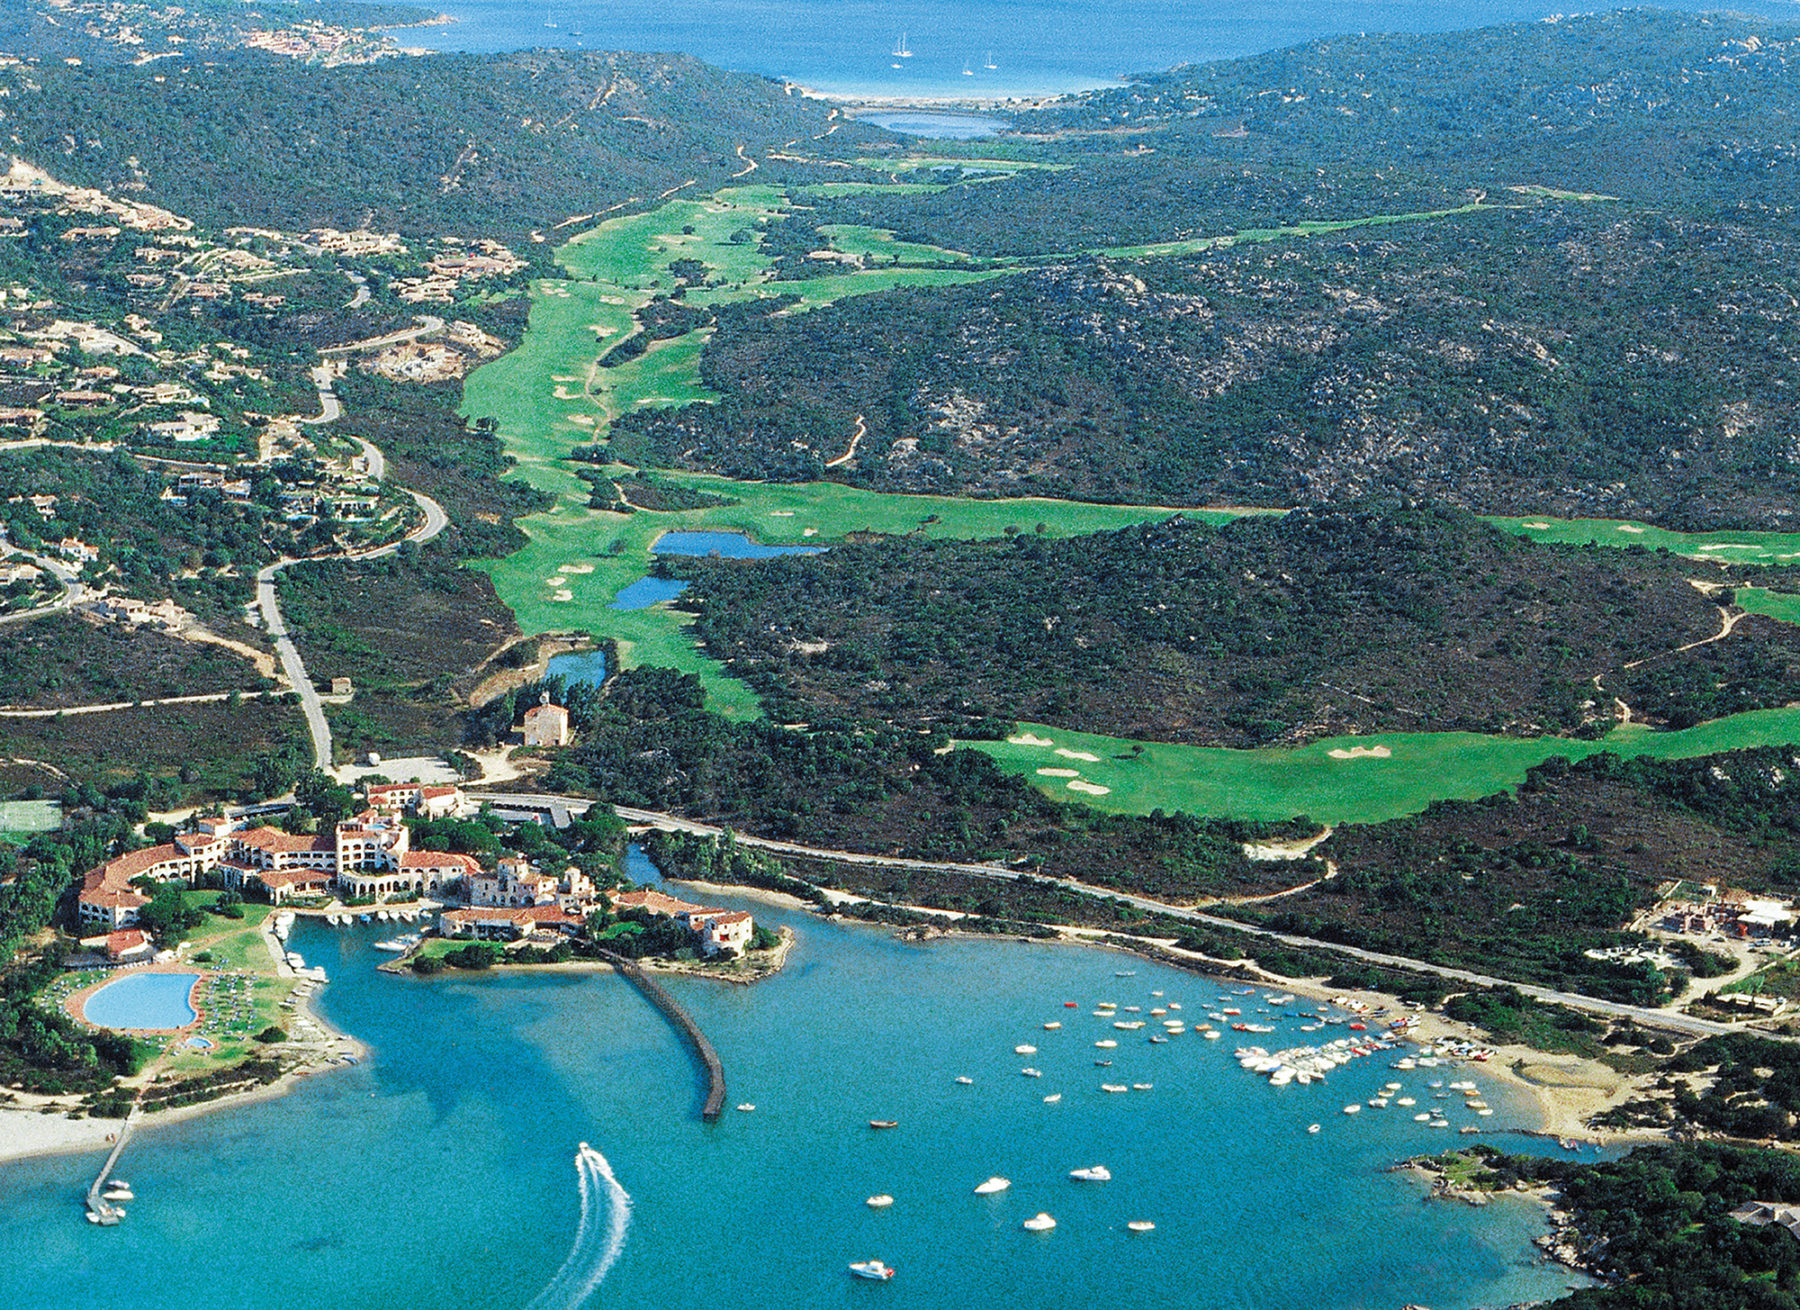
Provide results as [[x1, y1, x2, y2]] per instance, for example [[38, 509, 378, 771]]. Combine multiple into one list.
[[394, 0, 1800, 98], [0, 853, 1602, 1310]]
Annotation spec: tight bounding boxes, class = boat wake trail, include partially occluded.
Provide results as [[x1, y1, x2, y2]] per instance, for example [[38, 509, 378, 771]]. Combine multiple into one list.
[[527, 1142, 633, 1310]]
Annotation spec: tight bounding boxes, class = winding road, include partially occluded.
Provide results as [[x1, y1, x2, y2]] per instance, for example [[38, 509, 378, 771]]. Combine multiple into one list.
[[252, 355, 450, 768], [466, 794, 1750, 1041]]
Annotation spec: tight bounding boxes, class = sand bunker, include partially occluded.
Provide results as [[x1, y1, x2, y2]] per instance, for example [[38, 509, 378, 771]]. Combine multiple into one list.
[[1008, 733, 1054, 747], [1522, 521, 1552, 530], [770, 510, 795, 517], [552, 590, 574, 602], [1327, 745, 1392, 760], [561, 563, 595, 574], [545, 577, 568, 586], [1616, 524, 1646, 534], [802, 527, 818, 537], [1067, 780, 1112, 796], [1055, 748, 1101, 762], [1699, 543, 1756, 551], [1037, 768, 1081, 778]]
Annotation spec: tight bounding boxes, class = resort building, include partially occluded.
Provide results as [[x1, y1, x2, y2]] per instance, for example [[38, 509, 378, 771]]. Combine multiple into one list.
[[438, 903, 583, 942], [80, 807, 446, 925], [521, 693, 570, 747], [340, 850, 481, 901], [469, 857, 560, 909], [608, 888, 758, 956], [365, 782, 465, 820]]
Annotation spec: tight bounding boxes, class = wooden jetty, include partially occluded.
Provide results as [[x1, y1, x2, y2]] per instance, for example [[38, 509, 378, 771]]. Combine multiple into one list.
[[84, 1109, 136, 1225], [600, 951, 726, 1121]]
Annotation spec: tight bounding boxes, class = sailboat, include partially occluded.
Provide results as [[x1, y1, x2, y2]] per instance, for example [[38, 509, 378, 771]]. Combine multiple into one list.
[[893, 32, 912, 58], [544, 8, 556, 28], [963, 61, 974, 76], [984, 51, 998, 69]]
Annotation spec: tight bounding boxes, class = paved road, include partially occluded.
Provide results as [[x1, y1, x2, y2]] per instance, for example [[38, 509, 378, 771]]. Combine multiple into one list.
[[255, 561, 332, 768], [472, 794, 1748, 1040], [0, 548, 86, 628], [300, 363, 342, 426], [319, 314, 445, 358]]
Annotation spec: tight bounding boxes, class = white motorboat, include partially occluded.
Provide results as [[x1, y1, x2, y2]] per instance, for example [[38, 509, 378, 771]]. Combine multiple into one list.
[[1043, 1093, 1061, 1103], [1127, 1220, 1156, 1233], [954, 1076, 973, 1085], [1069, 1165, 1112, 1182], [736, 1103, 755, 1112], [1022, 1213, 1056, 1231], [974, 1176, 1011, 1195], [1021, 1068, 1042, 1078], [867, 1195, 894, 1208], [1015, 1045, 1037, 1055], [849, 1259, 895, 1280]]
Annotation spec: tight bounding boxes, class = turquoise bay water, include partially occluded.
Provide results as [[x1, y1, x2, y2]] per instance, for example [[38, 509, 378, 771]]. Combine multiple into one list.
[[395, 0, 1800, 98], [2, 873, 1594, 1309], [81, 973, 200, 1031]]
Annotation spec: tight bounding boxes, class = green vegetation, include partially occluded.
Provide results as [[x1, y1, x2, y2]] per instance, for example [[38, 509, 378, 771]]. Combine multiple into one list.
[[673, 502, 1744, 746], [0, 49, 851, 239]]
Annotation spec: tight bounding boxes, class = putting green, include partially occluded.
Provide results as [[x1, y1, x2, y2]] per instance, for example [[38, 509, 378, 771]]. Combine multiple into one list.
[[967, 712, 1800, 827], [1493, 515, 1800, 565]]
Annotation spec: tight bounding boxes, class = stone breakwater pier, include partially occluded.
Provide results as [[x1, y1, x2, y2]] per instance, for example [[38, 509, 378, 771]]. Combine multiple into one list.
[[600, 951, 727, 1122]]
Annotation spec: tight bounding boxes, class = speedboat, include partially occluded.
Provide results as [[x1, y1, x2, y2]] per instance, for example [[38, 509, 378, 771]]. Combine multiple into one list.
[[736, 1103, 756, 1112], [849, 1260, 896, 1280], [954, 1076, 974, 1085], [1101, 1083, 1128, 1093], [866, 1195, 894, 1208], [1015, 1044, 1037, 1055], [1042, 1022, 1062, 1030], [1069, 1165, 1112, 1182], [1023, 1213, 1056, 1231], [869, 1120, 898, 1130], [1127, 1220, 1156, 1233], [974, 1176, 1011, 1195], [1020, 1068, 1041, 1078], [1095, 1039, 1117, 1049], [1043, 1093, 1061, 1103]]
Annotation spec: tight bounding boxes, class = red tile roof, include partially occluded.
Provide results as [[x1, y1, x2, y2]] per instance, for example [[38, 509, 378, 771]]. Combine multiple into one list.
[[610, 888, 704, 918], [400, 850, 481, 872]]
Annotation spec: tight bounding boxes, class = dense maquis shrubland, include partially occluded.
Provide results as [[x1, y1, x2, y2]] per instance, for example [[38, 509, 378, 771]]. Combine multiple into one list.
[[669, 502, 1750, 747], [611, 203, 1800, 527], [820, 11, 1800, 256], [0, 49, 852, 239]]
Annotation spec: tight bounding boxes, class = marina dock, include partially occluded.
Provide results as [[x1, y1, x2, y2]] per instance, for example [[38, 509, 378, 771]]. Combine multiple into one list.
[[84, 1108, 135, 1225], [600, 951, 726, 1122]]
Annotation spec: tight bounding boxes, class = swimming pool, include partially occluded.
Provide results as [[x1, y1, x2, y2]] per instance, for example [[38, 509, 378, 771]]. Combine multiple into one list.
[[83, 973, 201, 1031]]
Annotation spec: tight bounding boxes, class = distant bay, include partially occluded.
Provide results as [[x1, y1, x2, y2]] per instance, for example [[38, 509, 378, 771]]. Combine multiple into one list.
[[393, 0, 1800, 99]]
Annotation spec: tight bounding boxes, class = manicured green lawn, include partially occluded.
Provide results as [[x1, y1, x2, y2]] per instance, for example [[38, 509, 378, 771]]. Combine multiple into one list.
[[966, 708, 1800, 826], [1735, 587, 1800, 625], [1491, 516, 1800, 565]]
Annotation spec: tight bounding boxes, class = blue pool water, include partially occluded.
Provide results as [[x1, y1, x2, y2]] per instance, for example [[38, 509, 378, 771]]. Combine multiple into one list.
[[651, 530, 825, 559], [82, 973, 201, 1031], [185, 1036, 214, 1051]]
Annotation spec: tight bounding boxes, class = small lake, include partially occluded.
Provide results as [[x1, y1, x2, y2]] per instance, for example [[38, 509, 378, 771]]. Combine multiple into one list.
[[650, 530, 825, 559], [545, 648, 610, 687], [612, 532, 826, 609], [859, 110, 1010, 138], [83, 973, 200, 1031]]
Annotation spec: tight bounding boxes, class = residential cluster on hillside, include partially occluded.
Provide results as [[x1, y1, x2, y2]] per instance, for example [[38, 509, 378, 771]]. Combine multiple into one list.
[[74, 775, 755, 960]]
